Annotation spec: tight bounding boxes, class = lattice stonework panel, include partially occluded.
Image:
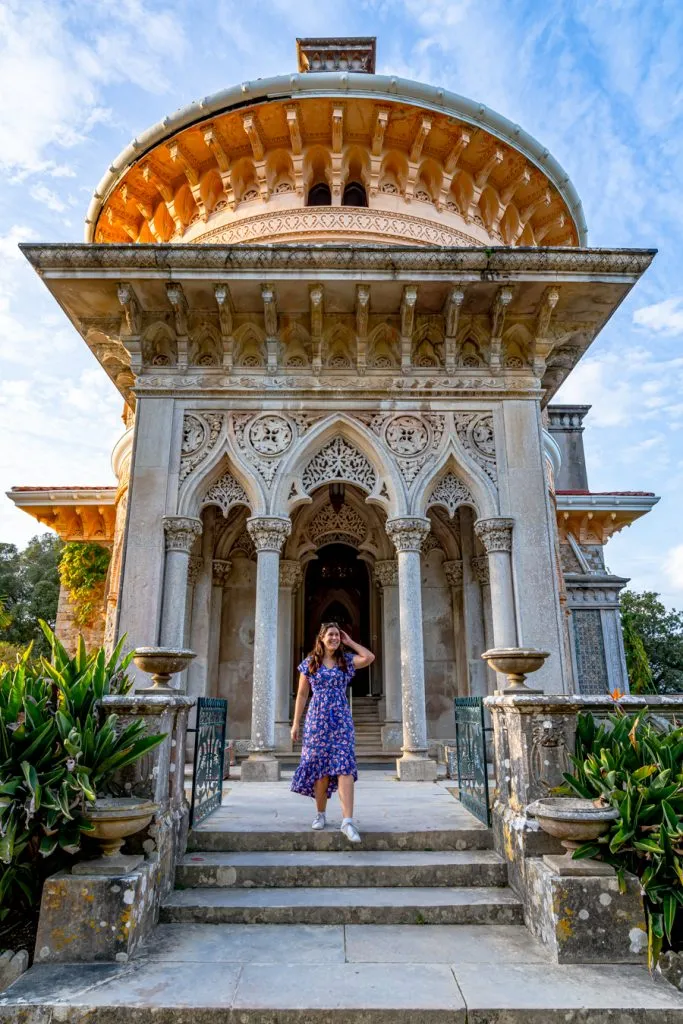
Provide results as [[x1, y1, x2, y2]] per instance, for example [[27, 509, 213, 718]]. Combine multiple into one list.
[[302, 436, 377, 494], [572, 609, 609, 695]]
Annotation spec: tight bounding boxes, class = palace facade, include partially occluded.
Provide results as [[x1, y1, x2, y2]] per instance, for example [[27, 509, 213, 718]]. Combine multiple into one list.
[[9, 38, 658, 780]]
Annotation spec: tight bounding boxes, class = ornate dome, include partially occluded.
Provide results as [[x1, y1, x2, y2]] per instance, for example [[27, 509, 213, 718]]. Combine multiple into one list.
[[86, 48, 586, 249]]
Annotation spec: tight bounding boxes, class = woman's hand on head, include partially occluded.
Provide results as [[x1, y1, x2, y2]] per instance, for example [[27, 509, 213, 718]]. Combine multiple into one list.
[[339, 629, 352, 646]]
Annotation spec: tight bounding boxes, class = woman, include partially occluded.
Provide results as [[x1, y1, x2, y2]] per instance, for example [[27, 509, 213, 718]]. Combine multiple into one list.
[[290, 622, 375, 843]]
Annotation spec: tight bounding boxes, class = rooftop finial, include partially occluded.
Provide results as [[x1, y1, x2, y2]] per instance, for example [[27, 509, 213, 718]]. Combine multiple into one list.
[[296, 37, 376, 74]]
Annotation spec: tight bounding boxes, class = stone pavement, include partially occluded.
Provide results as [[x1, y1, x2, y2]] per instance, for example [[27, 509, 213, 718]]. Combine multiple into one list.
[[2, 774, 682, 1022]]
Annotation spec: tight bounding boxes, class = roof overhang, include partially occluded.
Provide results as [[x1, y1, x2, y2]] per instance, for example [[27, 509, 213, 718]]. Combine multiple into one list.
[[556, 491, 659, 544], [7, 487, 117, 542]]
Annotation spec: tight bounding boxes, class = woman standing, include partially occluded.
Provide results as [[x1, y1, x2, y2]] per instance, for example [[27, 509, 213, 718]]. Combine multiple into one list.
[[290, 622, 375, 843]]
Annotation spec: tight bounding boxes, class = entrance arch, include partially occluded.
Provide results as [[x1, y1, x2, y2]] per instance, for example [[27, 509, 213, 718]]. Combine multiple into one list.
[[303, 542, 372, 697]]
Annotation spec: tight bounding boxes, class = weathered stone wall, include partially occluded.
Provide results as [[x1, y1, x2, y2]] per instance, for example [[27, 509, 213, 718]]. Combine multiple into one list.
[[54, 582, 106, 656], [422, 550, 458, 738]]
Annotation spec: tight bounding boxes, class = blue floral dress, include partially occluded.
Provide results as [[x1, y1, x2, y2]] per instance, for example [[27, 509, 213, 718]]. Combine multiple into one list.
[[291, 651, 357, 799]]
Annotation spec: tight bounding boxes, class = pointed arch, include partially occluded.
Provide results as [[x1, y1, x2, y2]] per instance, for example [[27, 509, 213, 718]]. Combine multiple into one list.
[[141, 320, 177, 367], [178, 441, 265, 518], [367, 322, 400, 368], [412, 441, 497, 520], [189, 323, 222, 366], [412, 319, 444, 367], [503, 323, 531, 368], [270, 414, 406, 518], [233, 322, 266, 367], [323, 322, 355, 368]]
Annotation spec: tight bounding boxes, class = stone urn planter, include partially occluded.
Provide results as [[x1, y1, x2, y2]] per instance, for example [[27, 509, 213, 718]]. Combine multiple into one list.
[[72, 797, 157, 876], [133, 647, 195, 693], [481, 647, 549, 693], [527, 796, 619, 876]]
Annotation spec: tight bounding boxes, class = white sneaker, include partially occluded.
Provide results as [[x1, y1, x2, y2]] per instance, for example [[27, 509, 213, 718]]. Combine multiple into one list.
[[311, 812, 326, 830], [341, 819, 361, 843]]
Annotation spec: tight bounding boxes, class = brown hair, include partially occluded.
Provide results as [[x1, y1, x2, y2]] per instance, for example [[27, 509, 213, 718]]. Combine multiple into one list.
[[307, 622, 348, 676]]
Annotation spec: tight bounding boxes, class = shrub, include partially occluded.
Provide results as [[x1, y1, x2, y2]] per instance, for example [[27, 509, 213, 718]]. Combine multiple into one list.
[[564, 709, 683, 970], [0, 624, 164, 925]]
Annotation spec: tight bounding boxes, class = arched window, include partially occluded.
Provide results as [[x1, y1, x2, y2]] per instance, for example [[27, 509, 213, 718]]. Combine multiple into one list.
[[342, 181, 367, 207], [307, 182, 332, 206]]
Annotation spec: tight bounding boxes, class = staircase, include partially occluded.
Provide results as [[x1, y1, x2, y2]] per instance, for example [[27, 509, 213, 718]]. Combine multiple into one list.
[[162, 820, 522, 927], [350, 694, 385, 757]]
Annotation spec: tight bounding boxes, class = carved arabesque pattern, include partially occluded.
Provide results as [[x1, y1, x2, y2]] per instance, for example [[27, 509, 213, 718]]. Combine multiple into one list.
[[202, 470, 249, 518], [356, 412, 446, 487], [453, 412, 497, 484], [308, 504, 368, 547], [302, 436, 377, 495], [426, 472, 475, 518], [180, 413, 225, 483], [233, 412, 321, 487]]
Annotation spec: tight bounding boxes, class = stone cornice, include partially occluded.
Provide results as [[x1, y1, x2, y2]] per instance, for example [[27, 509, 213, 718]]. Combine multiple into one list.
[[21, 243, 655, 279]]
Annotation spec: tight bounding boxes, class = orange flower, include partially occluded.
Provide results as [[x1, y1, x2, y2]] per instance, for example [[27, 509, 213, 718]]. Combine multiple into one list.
[[610, 688, 624, 701]]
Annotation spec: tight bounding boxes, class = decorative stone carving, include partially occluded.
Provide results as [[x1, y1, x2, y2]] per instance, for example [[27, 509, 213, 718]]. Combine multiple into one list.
[[279, 560, 303, 590], [163, 516, 202, 552], [302, 436, 377, 495], [453, 412, 497, 484], [386, 517, 431, 553], [427, 472, 474, 518], [530, 717, 572, 794], [212, 559, 232, 587], [443, 560, 464, 587], [373, 559, 398, 588], [247, 516, 291, 553], [202, 470, 249, 518], [384, 415, 429, 457], [309, 504, 367, 548], [187, 555, 203, 586], [231, 527, 256, 560], [248, 414, 293, 455], [474, 517, 514, 554], [180, 413, 225, 483], [471, 554, 490, 586]]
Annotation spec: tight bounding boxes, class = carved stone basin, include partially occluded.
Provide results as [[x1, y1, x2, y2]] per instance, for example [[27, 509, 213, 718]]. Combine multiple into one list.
[[133, 647, 195, 692], [73, 797, 157, 876], [527, 796, 619, 876], [481, 647, 549, 693]]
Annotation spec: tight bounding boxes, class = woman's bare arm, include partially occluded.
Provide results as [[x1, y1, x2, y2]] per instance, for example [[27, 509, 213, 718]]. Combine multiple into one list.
[[340, 631, 375, 669], [290, 672, 310, 742]]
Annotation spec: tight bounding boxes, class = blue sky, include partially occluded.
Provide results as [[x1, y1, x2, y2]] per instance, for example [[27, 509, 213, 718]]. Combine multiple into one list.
[[0, 0, 682, 605]]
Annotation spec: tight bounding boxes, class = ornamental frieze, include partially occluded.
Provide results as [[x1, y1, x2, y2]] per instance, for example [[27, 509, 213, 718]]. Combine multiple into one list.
[[231, 412, 322, 487], [453, 412, 497, 485], [180, 413, 225, 483], [354, 412, 446, 486]]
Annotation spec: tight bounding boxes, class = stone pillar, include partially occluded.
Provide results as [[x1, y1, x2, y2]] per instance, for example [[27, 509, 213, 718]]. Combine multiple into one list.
[[443, 560, 469, 698], [187, 508, 216, 700], [386, 517, 437, 781], [474, 517, 517, 652], [241, 516, 291, 781], [471, 555, 496, 694], [209, 559, 232, 695], [460, 507, 489, 699], [374, 559, 402, 750], [275, 560, 303, 751], [159, 516, 203, 651]]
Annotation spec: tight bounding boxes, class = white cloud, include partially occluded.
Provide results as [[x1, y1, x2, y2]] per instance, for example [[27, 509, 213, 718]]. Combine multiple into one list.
[[662, 544, 683, 595], [29, 184, 68, 213], [633, 298, 683, 336], [0, 0, 188, 177]]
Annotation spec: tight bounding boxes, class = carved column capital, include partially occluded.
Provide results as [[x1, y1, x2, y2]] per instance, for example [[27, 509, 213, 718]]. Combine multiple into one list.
[[474, 517, 514, 554], [471, 555, 490, 586], [374, 559, 398, 589], [187, 555, 203, 586], [443, 559, 464, 588], [163, 515, 203, 553], [279, 559, 303, 590], [246, 516, 291, 554], [212, 559, 233, 588], [386, 517, 431, 553]]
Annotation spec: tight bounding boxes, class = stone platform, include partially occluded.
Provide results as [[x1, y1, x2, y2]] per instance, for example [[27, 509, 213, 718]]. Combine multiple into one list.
[[2, 775, 682, 1022]]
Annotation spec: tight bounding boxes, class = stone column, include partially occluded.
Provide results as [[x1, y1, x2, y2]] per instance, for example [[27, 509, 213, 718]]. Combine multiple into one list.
[[460, 506, 488, 699], [386, 517, 437, 781], [374, 559, 402, 750], [474, 517, 517, 649], [471, 555, 496, 694], [159, 516, 202, 651], [209, 559, 232, 695], [187, 508, 216, 700], [443, 560, 469, 698], [275, 560, 303, 751], [241, 516, 291, 781]]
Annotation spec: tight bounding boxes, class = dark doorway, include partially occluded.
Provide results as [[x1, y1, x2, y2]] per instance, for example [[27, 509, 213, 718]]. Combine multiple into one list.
[[307, 182, 332, 206], [303, 543, 371, 697]]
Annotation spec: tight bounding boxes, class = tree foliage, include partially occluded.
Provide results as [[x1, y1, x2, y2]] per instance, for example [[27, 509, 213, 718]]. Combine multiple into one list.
[[0, 536, 63, 657], [58, 542, 111, 628], [621, 590, 683, 694]]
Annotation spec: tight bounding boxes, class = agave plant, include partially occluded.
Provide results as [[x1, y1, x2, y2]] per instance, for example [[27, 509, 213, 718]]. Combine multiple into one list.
[[563, 708, 683, 970], [0, 625, 164, 920]]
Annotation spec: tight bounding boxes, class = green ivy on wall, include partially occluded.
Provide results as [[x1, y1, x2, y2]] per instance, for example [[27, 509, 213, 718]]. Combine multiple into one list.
[[58, 542, 111, 627]]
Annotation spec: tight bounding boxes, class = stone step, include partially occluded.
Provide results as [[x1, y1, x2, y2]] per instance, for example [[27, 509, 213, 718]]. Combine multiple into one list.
[[161, 885, 523, 925], [176, 849, 507, 888], [188, 826, 492, 853]]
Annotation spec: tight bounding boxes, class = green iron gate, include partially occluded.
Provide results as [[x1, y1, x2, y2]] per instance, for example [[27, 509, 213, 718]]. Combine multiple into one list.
[[189, 697, 228, 827], [453, 697, 492, 826]]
